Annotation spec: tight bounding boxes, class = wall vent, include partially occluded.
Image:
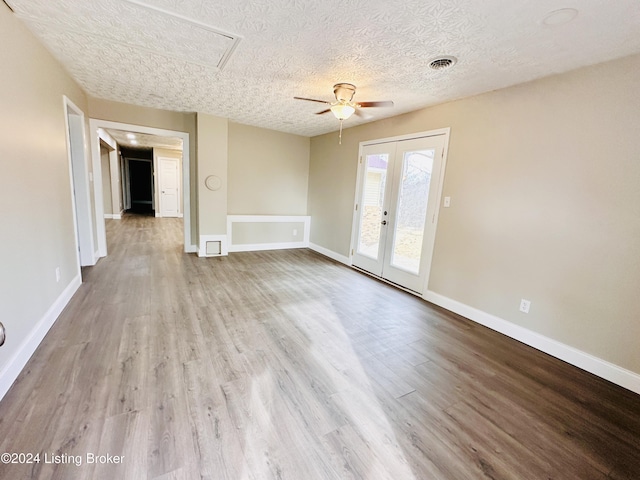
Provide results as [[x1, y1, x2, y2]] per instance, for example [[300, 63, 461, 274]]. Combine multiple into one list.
[[206, 241, 221, 256]]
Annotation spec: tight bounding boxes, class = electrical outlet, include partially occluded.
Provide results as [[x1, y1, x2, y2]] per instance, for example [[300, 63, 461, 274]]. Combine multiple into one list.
[[443, 196, 451, 208], [55, 267, 61, 283], [519, 299, 531, 313]]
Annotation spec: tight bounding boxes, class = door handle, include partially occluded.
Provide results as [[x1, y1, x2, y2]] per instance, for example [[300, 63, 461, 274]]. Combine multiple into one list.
[[381, 220, 387, 225]]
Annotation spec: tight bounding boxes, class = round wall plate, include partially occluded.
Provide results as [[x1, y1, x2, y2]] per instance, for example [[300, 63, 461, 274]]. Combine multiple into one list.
[[205, 175, 222, 191]]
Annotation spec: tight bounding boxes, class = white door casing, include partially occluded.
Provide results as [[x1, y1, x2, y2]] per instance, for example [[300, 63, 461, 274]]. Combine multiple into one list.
[[64, 96, 95, 268]]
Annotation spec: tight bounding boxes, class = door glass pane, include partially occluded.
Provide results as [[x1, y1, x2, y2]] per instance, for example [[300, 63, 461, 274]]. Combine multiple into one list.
[[391, 149, 434, 273], [357, 154, 389, 259]]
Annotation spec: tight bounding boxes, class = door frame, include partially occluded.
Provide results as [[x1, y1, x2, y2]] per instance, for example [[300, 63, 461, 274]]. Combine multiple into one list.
[[350, 128, 451, 293], [126, 157, 154, 212], [89, 119, 193, 254], [63, 96, 95, 268], [98, 132, 121, 219]]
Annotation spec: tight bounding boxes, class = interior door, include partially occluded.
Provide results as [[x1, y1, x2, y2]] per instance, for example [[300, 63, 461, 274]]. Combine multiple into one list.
[[159, 157, 179, 217], [352, 133, 447, 293]]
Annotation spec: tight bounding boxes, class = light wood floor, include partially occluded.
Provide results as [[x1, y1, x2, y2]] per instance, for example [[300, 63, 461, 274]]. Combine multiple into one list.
[[1, 214, 639, 479]]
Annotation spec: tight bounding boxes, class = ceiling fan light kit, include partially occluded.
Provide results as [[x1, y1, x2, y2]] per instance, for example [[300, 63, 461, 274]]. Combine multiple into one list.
[[294, 82, 394, 144], [330, 103, 355, 120]]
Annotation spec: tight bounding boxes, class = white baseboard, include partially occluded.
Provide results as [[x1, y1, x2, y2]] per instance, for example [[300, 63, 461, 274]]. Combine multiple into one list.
[[423, 290, 640, 395], [103, 214, 122, 220], [178, 213, 183, 218], [308, 243, 351, 266], [0, 274, 82, 401]]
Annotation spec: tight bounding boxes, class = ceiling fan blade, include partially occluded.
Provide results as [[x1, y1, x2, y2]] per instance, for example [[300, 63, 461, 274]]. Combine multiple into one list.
[[315, 109, 331, 115], [357, 101, 394, 108], [294, 96, 331, 104], [353, 109, 373, 120]]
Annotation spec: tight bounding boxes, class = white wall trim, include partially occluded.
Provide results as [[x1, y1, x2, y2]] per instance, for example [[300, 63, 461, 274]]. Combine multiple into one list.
[[0, 275, 82, 402], [308, 243, 351, 265], [423, 290, 640, 395], [103, 213, 122, 220], [198, 234, 229, 257], [227, 215, 311, 253], [230, 241, 308, 253], [360, 127, 452, 147], [97, 128, 117, 149]]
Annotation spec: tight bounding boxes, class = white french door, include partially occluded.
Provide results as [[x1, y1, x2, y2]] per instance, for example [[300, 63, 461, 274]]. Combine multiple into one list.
[[352, 132, 448, 293]]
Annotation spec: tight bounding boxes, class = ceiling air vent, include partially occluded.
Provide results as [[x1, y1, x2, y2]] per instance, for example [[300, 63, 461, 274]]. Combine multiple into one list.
[[429, 56, 457, 71]]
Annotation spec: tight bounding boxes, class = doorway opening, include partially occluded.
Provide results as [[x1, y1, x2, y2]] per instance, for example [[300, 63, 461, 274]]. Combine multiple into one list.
[[121, 147, 155, 215], [89, 119, 193, 256]]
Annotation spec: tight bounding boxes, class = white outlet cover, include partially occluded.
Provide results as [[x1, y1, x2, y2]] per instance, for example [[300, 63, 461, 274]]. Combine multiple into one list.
[[444, 196, 451, 207], [519, 299, 531, 313]]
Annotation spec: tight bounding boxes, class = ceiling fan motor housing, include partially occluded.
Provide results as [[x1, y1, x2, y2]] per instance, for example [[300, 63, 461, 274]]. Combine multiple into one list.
[[333, 83, 356, 103]]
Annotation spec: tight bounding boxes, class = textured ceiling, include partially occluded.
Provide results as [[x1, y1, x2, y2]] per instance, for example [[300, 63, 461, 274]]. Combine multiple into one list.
[[7, 0, 640, 137], [105, 128, 183, 150]]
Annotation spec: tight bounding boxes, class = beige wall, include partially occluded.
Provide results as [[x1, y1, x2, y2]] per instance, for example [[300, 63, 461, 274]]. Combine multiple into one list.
[[232, 222, 306, 245], [228, 123, 310, 215], [0, 7, 88, 374], [197, 113, 228, 236], [88, 98, 194, 133], [308, 53, 640, 374]]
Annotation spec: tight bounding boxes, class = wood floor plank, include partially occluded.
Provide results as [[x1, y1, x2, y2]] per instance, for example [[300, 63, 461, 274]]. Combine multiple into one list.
[[0, 213, 638, 479]]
